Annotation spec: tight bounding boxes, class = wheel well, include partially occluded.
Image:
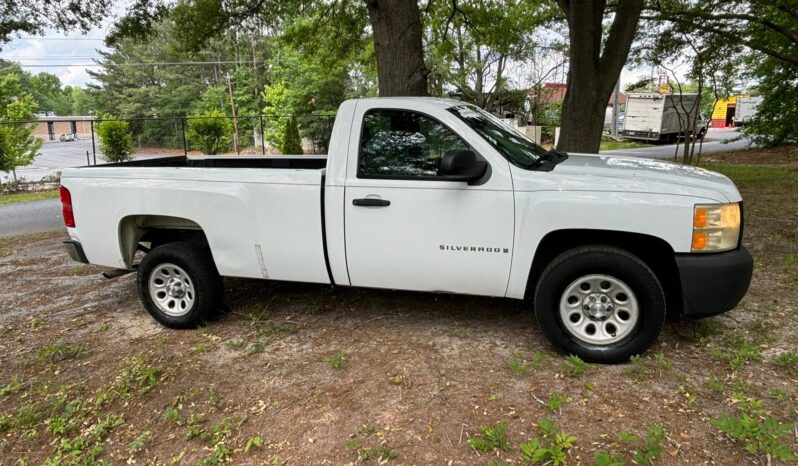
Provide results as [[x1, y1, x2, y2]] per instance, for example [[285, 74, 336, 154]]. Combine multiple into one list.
[[118, 215, 209, 267], [525, 229, 683, 316]]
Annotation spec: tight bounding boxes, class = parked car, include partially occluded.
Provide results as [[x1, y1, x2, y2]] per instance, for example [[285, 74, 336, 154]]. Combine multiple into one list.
[[59, 97, 752, 363], [59, 133, 76, 142]]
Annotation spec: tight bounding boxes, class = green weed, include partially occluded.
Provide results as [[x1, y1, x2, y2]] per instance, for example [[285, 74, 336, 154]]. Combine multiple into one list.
[[323, 351, 346, 369], [37, 338, 83, 362], [519, 417, 576, 466], [709, 337, 762, 370], [545, 391, 569, 412], [773, 352, 798, 372], [0, 376, 21, 396], [616, 424, 665, 465], [128, 430, 150, 453], [95, 355, 161, 404], [561, 354, 589, 377], [467, 421, 510, 454], [591, 450, 625, 466], [243, 435, 262, 453], [711, 414, 795, 461], [507, 347, 545, 375]]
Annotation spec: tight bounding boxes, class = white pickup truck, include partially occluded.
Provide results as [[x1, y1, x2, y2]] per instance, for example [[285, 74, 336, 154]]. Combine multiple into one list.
[[59, 98, 753, 363]]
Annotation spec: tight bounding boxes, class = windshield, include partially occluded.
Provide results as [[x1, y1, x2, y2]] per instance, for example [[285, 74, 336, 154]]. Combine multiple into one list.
[[448, 104, 547, 169]]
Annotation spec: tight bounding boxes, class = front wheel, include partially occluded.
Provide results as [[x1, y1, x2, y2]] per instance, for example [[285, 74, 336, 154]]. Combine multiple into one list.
[[137, 242, 223, 328], [534, 245, 666, 364]]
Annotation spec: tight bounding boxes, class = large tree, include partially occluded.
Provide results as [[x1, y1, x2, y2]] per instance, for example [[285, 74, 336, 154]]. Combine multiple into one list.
[[365, 0, 428, 96], [0, 0, 111, 49], [555, 0, 643, 153]]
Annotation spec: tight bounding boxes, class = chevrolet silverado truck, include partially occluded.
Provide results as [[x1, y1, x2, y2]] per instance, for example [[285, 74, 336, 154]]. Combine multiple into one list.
[[59, 98, 753, 363]]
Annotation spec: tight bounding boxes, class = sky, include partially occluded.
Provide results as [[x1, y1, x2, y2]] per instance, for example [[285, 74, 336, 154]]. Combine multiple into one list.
[[0, 13, 677, 90], [1, 27, 108, 86]]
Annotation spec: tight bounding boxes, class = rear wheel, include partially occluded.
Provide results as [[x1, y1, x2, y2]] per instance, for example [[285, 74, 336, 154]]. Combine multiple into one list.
[[534, 245, 666, 363], [137, 242, 222, 328]]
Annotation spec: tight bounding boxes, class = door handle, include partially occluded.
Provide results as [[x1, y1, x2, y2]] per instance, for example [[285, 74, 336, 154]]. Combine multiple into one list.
[[353, 198, 391, 207]]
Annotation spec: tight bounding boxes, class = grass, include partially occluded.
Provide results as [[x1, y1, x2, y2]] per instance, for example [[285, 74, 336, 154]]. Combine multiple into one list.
[[701, 162, 798, 185], [599, 138, 649, 151], [0, 189, 59, 205]]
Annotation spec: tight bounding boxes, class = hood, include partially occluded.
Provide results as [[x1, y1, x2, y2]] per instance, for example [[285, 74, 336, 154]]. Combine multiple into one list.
[[513, 153, 740, 203]]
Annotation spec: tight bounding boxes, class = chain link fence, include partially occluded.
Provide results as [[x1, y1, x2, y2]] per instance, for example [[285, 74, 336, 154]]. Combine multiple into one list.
[[0, 114, 336, 187]]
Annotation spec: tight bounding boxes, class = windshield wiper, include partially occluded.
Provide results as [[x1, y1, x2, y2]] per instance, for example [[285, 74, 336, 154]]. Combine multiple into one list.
[[533, 148, 569, 172]]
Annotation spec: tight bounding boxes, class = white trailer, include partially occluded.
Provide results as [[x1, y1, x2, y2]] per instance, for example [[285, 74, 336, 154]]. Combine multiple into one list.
[[735, 96, 763, 126], [622, 93, 704, 142]]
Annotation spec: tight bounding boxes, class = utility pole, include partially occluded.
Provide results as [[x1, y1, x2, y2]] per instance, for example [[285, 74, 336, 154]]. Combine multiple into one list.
[[225, 72, 240, 153]]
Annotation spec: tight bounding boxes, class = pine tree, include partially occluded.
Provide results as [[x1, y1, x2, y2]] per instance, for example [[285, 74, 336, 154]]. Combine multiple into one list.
[[281, 116, 303, 155]]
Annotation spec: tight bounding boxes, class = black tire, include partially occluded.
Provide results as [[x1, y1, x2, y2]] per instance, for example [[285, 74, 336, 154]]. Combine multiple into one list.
[[137, 241, 223, 329], [534, 245, 666, 364]]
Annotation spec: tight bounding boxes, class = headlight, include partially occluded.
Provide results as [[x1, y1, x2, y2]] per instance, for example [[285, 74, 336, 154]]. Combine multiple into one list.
[[691, 203, 741, 252]]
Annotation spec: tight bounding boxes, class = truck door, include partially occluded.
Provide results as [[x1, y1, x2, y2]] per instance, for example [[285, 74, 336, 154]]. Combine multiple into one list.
[[343, 105, 515, 297]]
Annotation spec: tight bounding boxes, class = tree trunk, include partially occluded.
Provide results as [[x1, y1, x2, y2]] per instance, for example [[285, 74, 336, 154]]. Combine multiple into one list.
[[556, 0, 643, 153], [366, 0, 429, 96]]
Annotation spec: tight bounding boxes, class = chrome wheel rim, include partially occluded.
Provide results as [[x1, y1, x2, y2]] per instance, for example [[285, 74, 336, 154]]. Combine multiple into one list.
[[559, 274, 639, 346], [148, 263, 195, 317]]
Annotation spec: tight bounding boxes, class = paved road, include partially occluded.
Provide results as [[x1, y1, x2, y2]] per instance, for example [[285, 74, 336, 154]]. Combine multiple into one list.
[[599, 127, 751, 159], [0, 199, 63, 237], [0, 138, 171, 183]]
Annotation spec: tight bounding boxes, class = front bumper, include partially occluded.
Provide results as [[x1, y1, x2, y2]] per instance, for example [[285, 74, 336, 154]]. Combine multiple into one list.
[[64, 239, 89, 264], [675, 246, 753, 318]]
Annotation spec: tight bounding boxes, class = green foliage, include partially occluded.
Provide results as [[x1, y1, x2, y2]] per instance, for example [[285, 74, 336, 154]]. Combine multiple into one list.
[[281, 115, 303, 154], [545, 391, 569, 412], [711, 411, 795, 461], [0, 73, 42, 179], [507, 347, 545, 375], [519, 417, 576, 466], [772, 352, 798, 372], [630, 423, 665, 465], [467, 421, 510, 454], [187, 109, 232, 155], [0, 376, 22, 396], [561, 354, 589, 377], [709, 337, 762, 370], [591, 450, 625, 466], [744, 57, 798, 147], [243, 435, 262, 453], [37, 338, 83, 362], [95, 355, 161, 404], [127, 430, 150, 453], [95, 118, 134, 162], [323, 351, 346, 369]]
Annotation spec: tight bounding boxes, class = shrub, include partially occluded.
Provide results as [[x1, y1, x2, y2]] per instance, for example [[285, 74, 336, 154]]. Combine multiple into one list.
[[281, 115, 303, 154], [96, 118, 133, 162], [187, 110, 232, 155]]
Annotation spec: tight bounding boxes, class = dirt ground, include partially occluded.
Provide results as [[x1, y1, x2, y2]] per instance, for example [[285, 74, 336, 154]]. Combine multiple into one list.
[[1, 149, 796, 466]]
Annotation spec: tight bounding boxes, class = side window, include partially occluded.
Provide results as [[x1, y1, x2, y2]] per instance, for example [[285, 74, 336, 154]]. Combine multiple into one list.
[[358, 109, 469, 178]]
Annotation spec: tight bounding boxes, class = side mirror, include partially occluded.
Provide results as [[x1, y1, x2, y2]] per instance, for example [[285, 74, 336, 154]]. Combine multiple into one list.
[[439, 149, 488, 183]]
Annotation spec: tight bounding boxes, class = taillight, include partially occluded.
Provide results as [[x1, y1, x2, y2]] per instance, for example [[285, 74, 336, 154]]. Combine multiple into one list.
[[59, 186, 75, 227]]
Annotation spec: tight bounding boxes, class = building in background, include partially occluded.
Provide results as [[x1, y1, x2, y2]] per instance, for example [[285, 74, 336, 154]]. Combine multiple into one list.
[[31, 116, 94, 140], [710, 94, 751, 128]]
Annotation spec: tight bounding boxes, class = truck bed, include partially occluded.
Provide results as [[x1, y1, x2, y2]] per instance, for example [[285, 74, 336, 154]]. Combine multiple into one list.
[[95, 155, 328, 170]]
